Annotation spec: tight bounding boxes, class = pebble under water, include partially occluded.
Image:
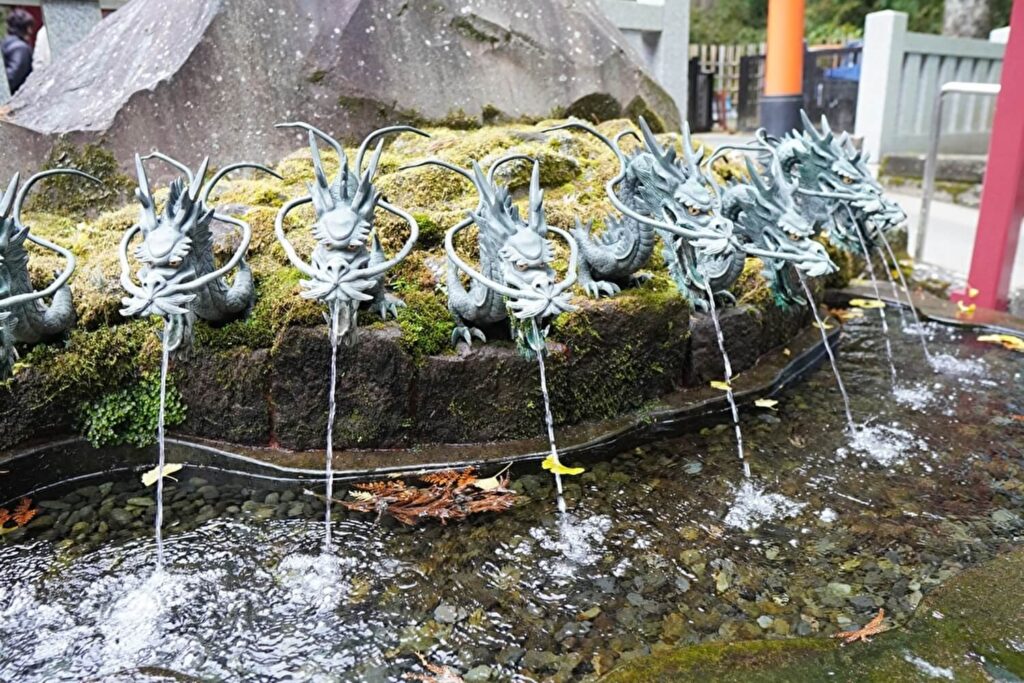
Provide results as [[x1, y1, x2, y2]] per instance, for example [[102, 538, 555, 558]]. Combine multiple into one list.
[[1, 309, 1023, 682]]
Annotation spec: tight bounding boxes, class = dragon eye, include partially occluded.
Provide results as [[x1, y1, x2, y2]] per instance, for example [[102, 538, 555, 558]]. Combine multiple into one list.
[[515, 262, 528, 272], [346, 244, 360, 252], [688, 206, 700, 216], [841, 176, 854, 185], [169, 257, 182, 267]]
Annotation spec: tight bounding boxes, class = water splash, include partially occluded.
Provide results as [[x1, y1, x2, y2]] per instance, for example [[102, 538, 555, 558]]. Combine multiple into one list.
[[154, 319, 172, 568], [724, 481, 806, 530], [533, 318, 566, 513], [851, 222, 897, 388], [893, 382, 936, 410], [929, 353, 987, 377], [700, 276, 750, 479], [529, 513, 612, 576], [798, 273, 855, 431], [277, 552, 352, 610], [837, 422, 928, 467], [877, 230, 933, 363]]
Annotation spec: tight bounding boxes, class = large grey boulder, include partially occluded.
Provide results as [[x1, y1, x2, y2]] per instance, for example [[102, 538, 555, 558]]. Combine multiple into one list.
[[0, 0, 678, 177]]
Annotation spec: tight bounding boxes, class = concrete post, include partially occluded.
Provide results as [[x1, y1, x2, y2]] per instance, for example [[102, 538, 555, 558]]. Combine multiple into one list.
[[655, 0, 689, 125], [0, 70, 10, 107], [41, 0, 102, 61], [855, 11, 908, 162]]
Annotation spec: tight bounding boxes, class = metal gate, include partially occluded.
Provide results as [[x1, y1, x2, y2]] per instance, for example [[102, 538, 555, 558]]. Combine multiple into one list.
[[733, 45, 862, 132]]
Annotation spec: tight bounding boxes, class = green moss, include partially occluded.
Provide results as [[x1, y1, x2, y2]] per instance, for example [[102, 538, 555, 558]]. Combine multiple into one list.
[[624, 96, 666, 134], [21, 321, 156, 406], [732, 258, 774, 308], [392, 284, 455, 358], [608, 547, 1024, 682], [565, 93, 623, 123], [308, 69, 327, 84], [26, 139, 134, 215], [481, 104, 504, 124], [437, 108, 481, 130], [79, 371, 186, 448]]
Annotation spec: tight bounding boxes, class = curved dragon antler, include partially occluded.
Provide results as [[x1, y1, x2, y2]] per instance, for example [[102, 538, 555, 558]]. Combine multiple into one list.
[[0, 169, 101, 310]]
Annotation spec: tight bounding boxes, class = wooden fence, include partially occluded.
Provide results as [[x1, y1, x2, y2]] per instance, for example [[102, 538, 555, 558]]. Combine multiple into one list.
[[689, 43, 765, 105]]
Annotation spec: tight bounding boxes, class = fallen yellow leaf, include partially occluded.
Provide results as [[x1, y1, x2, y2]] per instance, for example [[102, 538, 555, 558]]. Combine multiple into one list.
[[473, 464, 511, 491], [957, 300, 977, 319], [783, 348, 791, 356], [348, 490, 375, 501], [849, 298, 885, 309], [813, 321, 834, 331], [542, 454, 585, 476], [978, 333, 1024, 352], [141, 463, 183, 487], [710, 380, 732, 391], [754, 398, 779, 409], [967, 285, 979, 298]]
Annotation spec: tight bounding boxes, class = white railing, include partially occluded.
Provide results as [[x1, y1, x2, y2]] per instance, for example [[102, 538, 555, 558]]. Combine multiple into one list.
[[600, 0, 689, 120], [855, 10, 1005, 160]]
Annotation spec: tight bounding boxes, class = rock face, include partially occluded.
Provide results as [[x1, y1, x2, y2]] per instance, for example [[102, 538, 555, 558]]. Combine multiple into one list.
[[0, 0, 678, 177]]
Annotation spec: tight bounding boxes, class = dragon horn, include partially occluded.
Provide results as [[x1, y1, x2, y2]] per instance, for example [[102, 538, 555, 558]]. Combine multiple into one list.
[[353, 140, 384, 210], [639, 116, 673, 169], [399, 158, 475, 183], [800, 110, 821, 142], [189, 157, 210, 202], [470, 160, 497, 208], [744, 157, 768, 195], [140, 152, 195, 184], [307, 130, 330, 192], [680, 120, 701, 175], [528, 161, 544, 235], [14, 169, 102, 224], [355, 125, 430, 178], [0, 174, 19, 220]]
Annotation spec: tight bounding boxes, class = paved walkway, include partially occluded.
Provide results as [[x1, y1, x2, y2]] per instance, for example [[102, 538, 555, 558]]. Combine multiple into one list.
[[890, 192, 1024, 290]]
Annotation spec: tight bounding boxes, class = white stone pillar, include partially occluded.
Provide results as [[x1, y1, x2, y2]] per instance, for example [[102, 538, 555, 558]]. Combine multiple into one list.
[[854, 10, 908, 161], [41, 0, 102, 61]]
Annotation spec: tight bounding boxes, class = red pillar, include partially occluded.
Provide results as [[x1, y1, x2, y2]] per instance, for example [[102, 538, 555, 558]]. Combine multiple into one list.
[[955, 0, 1024, 310]]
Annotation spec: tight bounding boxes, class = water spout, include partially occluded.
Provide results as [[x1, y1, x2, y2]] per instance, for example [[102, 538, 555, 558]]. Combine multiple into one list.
[[154, 319, 172, 568], [850, 219, 897, 388], [877, 230, 934, 364], [699, 277, 750, 479], [323, 303, 344, 551], [533, 319, 566, 513], [798, 273, 855, 432]]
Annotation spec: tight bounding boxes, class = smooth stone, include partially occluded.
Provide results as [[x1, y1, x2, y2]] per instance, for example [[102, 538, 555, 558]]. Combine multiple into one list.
[[264, 492, 280, 505], [464, 665, 493, 682], [108, 508, 132, 526], [38, 500, 71, 511], [197, 486, 219, 501], [434, 604, 459, 624], [126, 497, 155, 508]]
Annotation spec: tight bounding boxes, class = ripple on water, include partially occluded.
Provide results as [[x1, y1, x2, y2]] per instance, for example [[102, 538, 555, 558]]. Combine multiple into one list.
[[930, 353, 987, 377], [723, 481, 806, 531], [838, 422, 929, 467], [894, 382, 937, 410]]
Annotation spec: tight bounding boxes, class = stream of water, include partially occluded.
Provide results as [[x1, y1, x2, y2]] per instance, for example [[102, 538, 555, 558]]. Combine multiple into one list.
[[849, 218, 898, 388], [877, 230, 934, 364], [700, 274, 749, 479], [533, 319, 567, 513], [153, 319, 173, 569], [323, 304, 342, 551], [798, 273, 855, 431]]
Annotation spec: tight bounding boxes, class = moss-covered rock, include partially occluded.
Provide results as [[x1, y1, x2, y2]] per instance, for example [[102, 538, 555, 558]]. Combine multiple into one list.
[[25, 138, 134, 215], [4, 120, 830, 453]]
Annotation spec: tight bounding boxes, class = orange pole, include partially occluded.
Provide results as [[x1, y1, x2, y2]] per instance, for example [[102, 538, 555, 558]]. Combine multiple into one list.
[[761, 0, 805, 134], [765, 0, 805, 96]]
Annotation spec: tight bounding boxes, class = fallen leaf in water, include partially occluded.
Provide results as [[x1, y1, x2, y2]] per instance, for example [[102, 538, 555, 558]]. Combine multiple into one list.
[[978, 333, 1024, 352], [348, 490, 375, 501], [405, 652, 465, 682], [141, 463, 183, 487], [830, 308, 864, 322], [473, 464, 512, 491], [813, 321, 834, 331], [849, 298, 885, 309], [832, 609, 889, 644], [1011, 415, 1024, 422], [788, 436, 806, 448], [0, 498, 37, 534], [783, 348, 791, 356], [967, 285, 979, 298], [542, 454, 585, 476], [710, 380, 732, 391], [754, 398, 779, 409]]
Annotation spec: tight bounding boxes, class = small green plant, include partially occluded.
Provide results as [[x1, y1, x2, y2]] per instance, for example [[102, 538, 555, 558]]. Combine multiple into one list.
[[79, 372, 186, 448]]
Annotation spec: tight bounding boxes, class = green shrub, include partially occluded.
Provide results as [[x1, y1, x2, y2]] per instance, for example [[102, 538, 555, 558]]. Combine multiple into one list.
[[79, 372, 186, 448]]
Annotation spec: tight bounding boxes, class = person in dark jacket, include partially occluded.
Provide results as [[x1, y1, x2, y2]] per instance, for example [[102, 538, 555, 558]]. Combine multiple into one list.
[[3, 9, 35, 94]]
